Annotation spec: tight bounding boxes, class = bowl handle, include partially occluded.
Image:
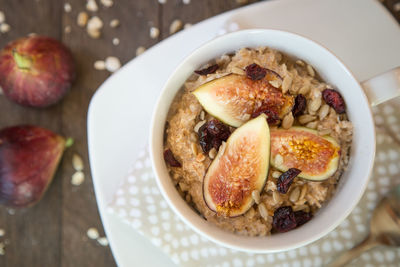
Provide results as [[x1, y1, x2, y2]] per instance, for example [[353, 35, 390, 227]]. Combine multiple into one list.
[[362, 67, 400, 107]]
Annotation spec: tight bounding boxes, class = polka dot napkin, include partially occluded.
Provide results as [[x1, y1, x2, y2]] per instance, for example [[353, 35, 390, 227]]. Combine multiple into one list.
[[108, 100, 400, 266]]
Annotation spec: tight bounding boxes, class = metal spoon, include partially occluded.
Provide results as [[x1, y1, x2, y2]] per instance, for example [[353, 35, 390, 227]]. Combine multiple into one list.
[[327, 184, 400, 267]]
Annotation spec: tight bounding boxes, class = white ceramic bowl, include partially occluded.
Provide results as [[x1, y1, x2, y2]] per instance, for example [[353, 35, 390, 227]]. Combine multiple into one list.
[[150, 29, 375, 252]]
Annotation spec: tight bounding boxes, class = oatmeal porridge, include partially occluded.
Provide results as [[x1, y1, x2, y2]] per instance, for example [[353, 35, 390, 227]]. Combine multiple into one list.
[[163, 47, 352, 236]]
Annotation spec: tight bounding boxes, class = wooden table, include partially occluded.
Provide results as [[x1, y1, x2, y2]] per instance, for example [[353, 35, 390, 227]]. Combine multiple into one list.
[[0, 0, 398, 266]]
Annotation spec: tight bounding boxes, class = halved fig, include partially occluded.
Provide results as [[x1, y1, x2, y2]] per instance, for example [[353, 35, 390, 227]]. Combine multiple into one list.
[[203, 115, 270, 217], [270, 127, 340, 181], [193, 74, 293, 127]]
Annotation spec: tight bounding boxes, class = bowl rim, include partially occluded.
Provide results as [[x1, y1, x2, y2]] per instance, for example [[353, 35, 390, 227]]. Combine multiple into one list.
[[149, 28, 375, 252]]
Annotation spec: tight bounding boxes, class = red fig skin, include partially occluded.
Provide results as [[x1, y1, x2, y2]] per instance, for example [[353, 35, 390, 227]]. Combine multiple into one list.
[[0, 36, 75, 107], [0, 126, 66, 207]]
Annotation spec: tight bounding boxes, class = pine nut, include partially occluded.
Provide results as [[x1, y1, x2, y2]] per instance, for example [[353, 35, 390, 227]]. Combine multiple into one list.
[[299, 184, 308, 201], [251, 190, 261, 204], [309, 98, 322, 112], [289, 187, 300, 203], [272, 191, 281, 204], [282, 112, 294, 129], [306, 121, 318, 129], [258, 203, 268, 219], [272, 171, 281, 179], [208, 148, 217, 159], [307, 65, 315, 77], [318, 104, 330, 120], [298, 115, 316, 124], [281, 75, 292, 94]]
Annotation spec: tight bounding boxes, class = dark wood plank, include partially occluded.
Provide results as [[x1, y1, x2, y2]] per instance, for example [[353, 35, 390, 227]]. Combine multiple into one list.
[[58, 1, 160, 266], [0, 1, 63, 267]]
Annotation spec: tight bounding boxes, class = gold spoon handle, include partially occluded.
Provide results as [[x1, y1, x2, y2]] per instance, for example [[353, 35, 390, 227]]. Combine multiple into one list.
[[326, 234, 379, 267]]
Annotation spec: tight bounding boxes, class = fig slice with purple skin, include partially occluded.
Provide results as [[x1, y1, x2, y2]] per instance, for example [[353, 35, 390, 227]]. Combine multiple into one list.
[[270, 127, 340, 181], [203, 115, 270, 217], [193, 74, 293, 127], [0, 125, 68, 207]]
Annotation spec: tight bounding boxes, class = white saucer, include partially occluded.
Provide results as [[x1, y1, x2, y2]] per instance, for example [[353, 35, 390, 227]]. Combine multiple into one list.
[[87, 0, 400, 266]]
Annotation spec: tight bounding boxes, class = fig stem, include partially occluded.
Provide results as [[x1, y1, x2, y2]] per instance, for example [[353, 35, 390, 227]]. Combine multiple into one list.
[[65, 138, 74, 148], [12, 49, 33, 70]]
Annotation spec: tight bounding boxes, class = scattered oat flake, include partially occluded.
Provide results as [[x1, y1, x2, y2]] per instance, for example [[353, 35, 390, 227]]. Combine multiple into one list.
[[184, 23, 192, 29], [183, 0, 190, 4], [100, 0, 113, 7], [307, 64, 315, 77], [72, 153, 84, 171], [105, 56, 121, 72], [112, 38, 120, 46], [169, 19, 183, 34], [149, 27, 160, 39], [394, 2, 400, 12], [7, 209, 15, 215], [109, 19, 120, 28], [0, 23, 10, 33], [64, 3, 72, 12], [0, 229, 5, 237], [136, 46, 146, 56], [77, 12, 89, 27], [71, 171, 85, 186], [86, 0, 98, 12], [87, 228, 99, 239], [0, 11, 5, 24], [87, 16, 103, 31], [94, 60, 106, 70], [87, 16, 103, 38], [97, 237, 109, 246], [64, 26, 72, 34]]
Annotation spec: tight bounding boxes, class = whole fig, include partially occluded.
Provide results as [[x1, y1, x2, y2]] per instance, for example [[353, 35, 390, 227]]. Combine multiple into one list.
[[0, 36, 75, 107]]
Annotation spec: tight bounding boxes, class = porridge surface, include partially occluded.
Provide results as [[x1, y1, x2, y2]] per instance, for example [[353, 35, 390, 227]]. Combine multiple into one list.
[[164, 47, 352, 236]]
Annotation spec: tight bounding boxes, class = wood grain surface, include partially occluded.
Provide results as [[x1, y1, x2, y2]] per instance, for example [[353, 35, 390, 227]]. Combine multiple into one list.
[[0, 0, 398, 266]]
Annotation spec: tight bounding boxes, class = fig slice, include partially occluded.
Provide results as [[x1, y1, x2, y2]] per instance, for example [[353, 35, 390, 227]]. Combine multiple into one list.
[[0, 125, 67, 207], [193, 74, 293, 127], [270, 127, 341, 181], [203, 115, 270, 217]]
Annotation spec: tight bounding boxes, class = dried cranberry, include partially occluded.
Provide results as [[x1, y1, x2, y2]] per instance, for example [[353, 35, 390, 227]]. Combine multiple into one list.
[[198, 120, 230, 153], [322, 89, 346, 114], [292, 94, 307, 117], [206, 120, 230, 139], [198, 124, 211, 152], [163, 149, 181, 167], [251, 105, 280, 125], [245, 63, 267, 81], [294, 210, 312, 226], [194, 64, 219, 75], [273, 206, 297, 233], [277, 168, 301, 194]]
